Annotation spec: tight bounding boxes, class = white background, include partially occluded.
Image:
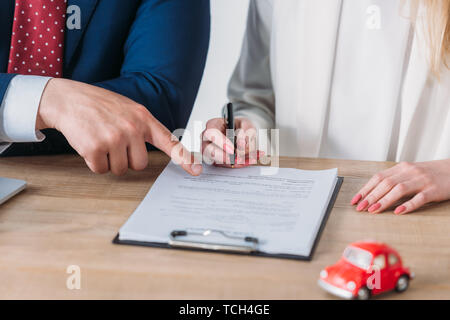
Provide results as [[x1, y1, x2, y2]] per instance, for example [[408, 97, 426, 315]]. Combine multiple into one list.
[[183, 0, 250, 152]]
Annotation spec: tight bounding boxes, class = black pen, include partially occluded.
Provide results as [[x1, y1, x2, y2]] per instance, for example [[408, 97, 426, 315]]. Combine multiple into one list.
[[226, 102, 236, 167]]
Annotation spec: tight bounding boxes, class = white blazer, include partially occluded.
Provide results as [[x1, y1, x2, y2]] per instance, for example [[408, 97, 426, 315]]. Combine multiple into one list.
[[228, 0, 450, 162]]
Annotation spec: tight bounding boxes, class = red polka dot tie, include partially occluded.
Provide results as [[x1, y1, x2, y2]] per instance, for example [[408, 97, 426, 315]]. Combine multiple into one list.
[[7, 0, 67, 78]]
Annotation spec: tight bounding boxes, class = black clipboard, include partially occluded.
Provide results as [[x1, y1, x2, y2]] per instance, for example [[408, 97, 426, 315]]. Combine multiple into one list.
[[113, 177, 343, 261]]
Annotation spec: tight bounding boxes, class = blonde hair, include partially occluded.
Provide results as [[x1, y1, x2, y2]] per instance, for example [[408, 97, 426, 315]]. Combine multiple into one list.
[[411, 0, 450, 75]]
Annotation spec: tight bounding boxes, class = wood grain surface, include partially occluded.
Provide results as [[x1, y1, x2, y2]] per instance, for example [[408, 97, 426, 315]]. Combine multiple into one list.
[[0, 152, 448, 299]]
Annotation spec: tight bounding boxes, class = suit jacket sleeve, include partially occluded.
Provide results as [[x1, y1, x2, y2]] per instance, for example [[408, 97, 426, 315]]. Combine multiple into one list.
[[94, 0, 211, 132], [227, 0, 275, 131]]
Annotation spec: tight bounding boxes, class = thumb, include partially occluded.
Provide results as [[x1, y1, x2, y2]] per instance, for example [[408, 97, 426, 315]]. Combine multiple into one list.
[[145, 116, 202, 176]]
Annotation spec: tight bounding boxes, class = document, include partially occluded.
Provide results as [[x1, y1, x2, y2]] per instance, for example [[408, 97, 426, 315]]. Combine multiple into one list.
[[118, 163, 339, 258]]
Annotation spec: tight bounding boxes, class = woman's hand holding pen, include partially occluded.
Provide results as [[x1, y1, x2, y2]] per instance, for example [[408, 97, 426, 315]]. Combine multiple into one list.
[[351, 160, 450, 215], [201, 117, 262, 168]]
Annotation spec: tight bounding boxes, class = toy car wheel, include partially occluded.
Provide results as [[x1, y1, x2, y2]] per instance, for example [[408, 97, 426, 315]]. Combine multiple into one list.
[[395, 275, 409, 292], [356, 287, 371, 300]]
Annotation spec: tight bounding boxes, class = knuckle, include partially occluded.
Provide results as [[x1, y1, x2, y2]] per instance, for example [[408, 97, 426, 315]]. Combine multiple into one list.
[[382, 178, 394, 188], [399, 161, 413, 169], [412, 166, 425, 176], [245, 127, 257, 136], [134, 104, 150, 118], [81, 143, 103, 159], [400, 162, 424, 175], [373, 173, 384, 184], [206, 118, 223, 129], [205, 128, 222, 141], [121, 119, 140, 135], [426, 186, 439, 197], [396, 183, 407, 193], [203, 128, 214, 141], [242, 118, 255, 127], [106, 130, 124, 146], [95, 141, 108, 154], [167, 132, 180, 146], [421, 174, 433, 185], [416, 192, 427, 203], [168, 139, 182, 155]]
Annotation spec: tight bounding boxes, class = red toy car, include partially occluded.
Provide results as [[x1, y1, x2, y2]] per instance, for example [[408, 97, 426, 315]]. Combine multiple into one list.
[[318, 241, 413, 300]]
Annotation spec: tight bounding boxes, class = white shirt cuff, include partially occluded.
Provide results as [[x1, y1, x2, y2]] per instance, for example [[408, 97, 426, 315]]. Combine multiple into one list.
[[0, 75, 51, 143]]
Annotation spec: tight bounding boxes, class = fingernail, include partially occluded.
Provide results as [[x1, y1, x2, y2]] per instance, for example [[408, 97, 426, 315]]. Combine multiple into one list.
[[224, 144, 234, 155], [356, 200, 369, 212], [191, 164, 202, 175], [368, 203, 381, 213], [395, 205, 406, 215], [351, 194, 362, 205]]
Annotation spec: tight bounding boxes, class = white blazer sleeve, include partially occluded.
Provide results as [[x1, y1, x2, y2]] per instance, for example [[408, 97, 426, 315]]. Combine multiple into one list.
[[227, 0, 275, 131]]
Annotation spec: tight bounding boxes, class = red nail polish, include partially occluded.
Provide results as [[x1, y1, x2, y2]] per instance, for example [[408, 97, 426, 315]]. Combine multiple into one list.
[[368, 203, 381, 213], [351, 194, 362, 205], [395, 206, 407, 215], [356, 200, 369, 211]]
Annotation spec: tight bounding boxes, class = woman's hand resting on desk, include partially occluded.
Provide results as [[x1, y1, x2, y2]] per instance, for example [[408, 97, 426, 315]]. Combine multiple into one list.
[[201, 117, 262, 167], [351, 160, 450, 215]]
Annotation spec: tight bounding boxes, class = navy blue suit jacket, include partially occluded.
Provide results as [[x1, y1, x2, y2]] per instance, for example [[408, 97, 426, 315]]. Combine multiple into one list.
[[0, 0, 210, 155]]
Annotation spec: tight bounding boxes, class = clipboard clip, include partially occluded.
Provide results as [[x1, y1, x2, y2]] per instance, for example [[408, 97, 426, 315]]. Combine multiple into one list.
[[169, 229, 259, 253]]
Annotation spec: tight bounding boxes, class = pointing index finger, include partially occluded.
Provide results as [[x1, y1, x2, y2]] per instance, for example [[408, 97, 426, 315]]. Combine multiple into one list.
[[145, 115, 202, 176]]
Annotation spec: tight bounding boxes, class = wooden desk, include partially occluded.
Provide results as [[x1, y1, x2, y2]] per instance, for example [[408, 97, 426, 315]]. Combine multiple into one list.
[[0, 152, 449, 300]]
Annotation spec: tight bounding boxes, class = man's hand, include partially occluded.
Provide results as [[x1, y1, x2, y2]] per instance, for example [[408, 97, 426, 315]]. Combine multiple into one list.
[[36, 78, 202, 176]]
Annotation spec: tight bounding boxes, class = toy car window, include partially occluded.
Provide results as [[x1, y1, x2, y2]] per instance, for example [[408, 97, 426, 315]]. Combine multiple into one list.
[[373, 255, 386, 269], [343, 247, 373, 270], [388, 254, 399, 266]]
